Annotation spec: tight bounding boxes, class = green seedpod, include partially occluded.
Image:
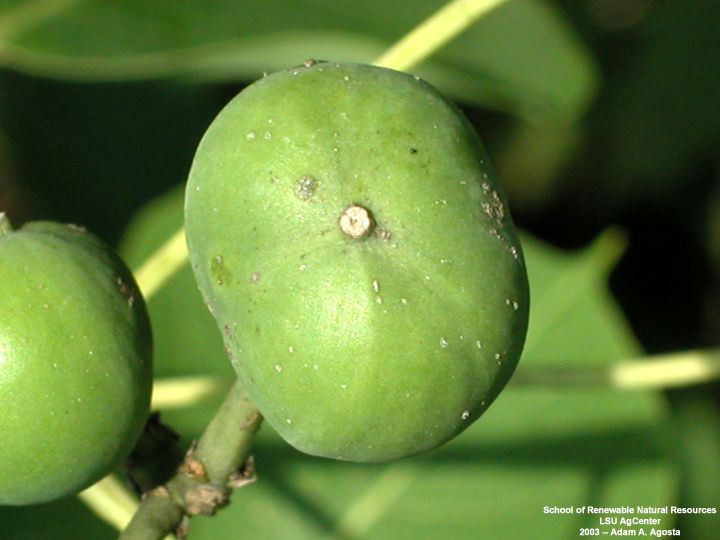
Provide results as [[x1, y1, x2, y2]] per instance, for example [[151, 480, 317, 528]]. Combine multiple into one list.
[[0, 216, 153, 505], [185, 62, 529, 462]]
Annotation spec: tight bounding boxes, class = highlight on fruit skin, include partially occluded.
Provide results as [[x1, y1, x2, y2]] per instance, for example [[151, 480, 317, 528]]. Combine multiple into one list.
[[0, 216, 153, 505], [185, 61, 529, 462]]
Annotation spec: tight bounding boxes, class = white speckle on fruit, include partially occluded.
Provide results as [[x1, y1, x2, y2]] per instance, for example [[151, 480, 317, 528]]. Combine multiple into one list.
[[274, 364, 283, 373], [340, 384, 348, 390], [461, 411, 470, 420], [495, 353, 501, 360], [372, 280, 380, 293], [288, 346, 294, 353], [400, 298, 408, 305], [298, 264, 307, 272], [246, 132, 256, 141], [303, 59, 317, 67], [339, 205, 373, 239], [250, 271, 261, 283], [267, 118, 274, 124], [343, 75, 350, 81], [286, 418, 292, 424], [475, 340, 483, 349], [375, 296, 383, 304], [264, 132, 272, 140], [440, 337, 449, 348]]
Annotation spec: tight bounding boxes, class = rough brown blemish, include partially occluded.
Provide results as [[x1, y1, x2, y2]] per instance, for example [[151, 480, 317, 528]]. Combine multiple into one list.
[[116, 276, 135, 307], [184, 484, 228, 516], [227, 455, 257, 489], [66, 223, 87, 233], [295, 175, 316, 200], [482, 190, 506, 223]]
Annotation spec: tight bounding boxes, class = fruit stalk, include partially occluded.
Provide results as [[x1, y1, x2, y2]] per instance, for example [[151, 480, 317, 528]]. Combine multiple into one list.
[[118, 381, 261, 540], [374, 0, 509, 71], [512, 348, 720, 390]]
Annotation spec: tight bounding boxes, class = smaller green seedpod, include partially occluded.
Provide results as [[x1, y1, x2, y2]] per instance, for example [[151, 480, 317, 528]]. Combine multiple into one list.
[[185, 62, 529, 462], [0, 215, 153, 505]]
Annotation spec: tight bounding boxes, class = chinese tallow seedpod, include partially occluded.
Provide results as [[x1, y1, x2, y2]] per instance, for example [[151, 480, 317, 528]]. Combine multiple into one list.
[[0, 217, 153, 505], [185, 62, 529, 462]]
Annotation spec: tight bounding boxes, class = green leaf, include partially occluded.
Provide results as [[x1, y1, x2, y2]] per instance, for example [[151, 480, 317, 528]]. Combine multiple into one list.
[[0, 495, 114, 540], [520, 228, 641, 365], [114, 188, 674, 540], [669, 388, 720, 540], [0, 0, 597, 121]]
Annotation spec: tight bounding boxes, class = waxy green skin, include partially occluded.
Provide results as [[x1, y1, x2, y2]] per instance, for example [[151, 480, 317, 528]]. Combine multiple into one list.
[[185, 63, 529, 462], [0, 220, 153, 505]]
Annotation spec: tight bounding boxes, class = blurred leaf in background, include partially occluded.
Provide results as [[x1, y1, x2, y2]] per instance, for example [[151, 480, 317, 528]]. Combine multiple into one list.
[[0, 0, 597, 120]]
